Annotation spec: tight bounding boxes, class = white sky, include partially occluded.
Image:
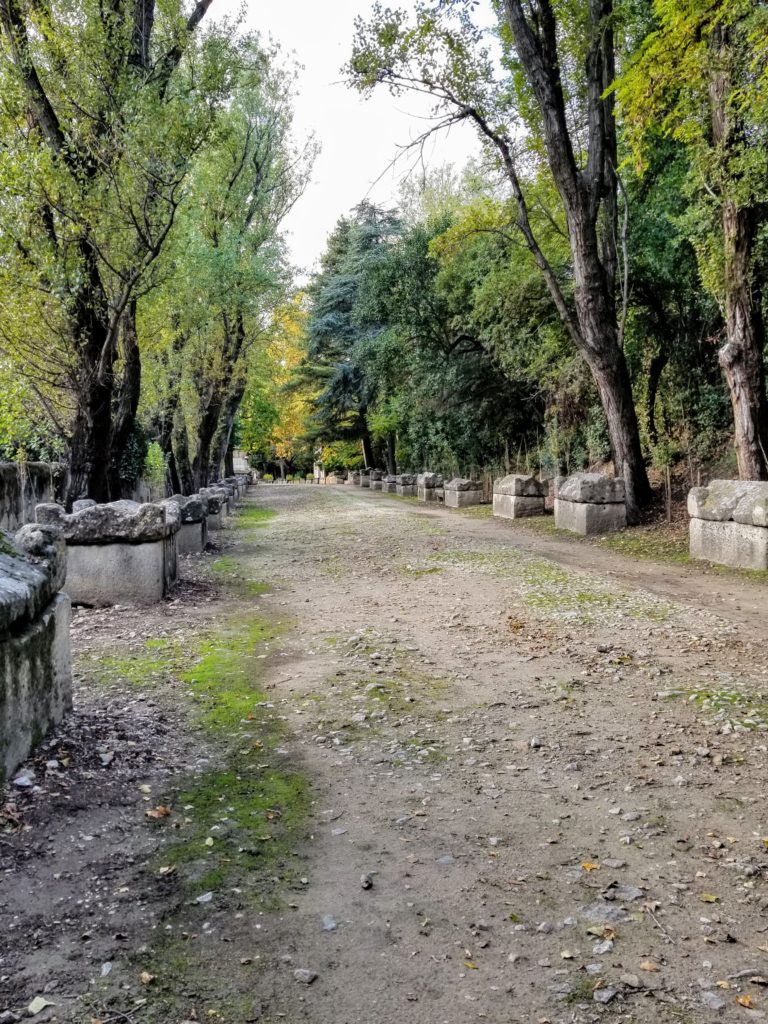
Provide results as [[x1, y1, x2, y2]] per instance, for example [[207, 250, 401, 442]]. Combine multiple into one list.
[[215, 0, 483, 276]]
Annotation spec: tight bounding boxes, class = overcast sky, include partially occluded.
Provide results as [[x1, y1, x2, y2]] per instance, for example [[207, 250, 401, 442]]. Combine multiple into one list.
[[214, 0, 482, 276]]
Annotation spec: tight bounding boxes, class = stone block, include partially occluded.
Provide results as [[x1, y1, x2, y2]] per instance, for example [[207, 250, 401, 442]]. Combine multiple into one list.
[[371, 479, 382, 491], [555, 473, 625, 505], [381, 477, 397, 494], [360, 473, 371, 488], [178, 520, 207, 554], [554, 498, 626, 535], [689, 517, 768, 570], [493, 493, 545, 519], [688, 479, 768, 527], [493, 474, 548, 498], [65, 539, 166, 606], [445, 488, 483, 508], [418, 487, 443, 502], [1, 527, 72, 784], [396, 485, 417, 497]]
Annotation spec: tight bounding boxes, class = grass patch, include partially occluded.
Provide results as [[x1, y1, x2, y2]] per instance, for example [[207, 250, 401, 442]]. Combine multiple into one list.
[[598, 524, 690, 564], [210, 556, 270, 597], [78, 637, 181, 689], [663, 685, 768, 731], [235, 505, 276, 529]]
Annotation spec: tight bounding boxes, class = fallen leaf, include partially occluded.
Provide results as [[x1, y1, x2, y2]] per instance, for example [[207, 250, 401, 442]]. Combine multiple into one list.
[[157, 865, 176, 877], [28, 997, 55, 1015], [204, 837, 214, 847], [145, 805, 172, 820], [699, 892, 719, 903], [140, 971, 156, 986], [581, 861, 600, 872], [716, 981, 731, 989], [640, 961, 660, 972], [736, 995, 755, 1008], [464, 961, 479, 970]]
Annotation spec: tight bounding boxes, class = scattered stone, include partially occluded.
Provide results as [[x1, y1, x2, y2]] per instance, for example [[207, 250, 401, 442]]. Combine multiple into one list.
[[293, 969, 318, 985], [593, 987, 618, 1004], [593, 940, 614, 955], [322, 915, 337, 932], [360, 873, 373, 889], [701, 991, 727, 1011]]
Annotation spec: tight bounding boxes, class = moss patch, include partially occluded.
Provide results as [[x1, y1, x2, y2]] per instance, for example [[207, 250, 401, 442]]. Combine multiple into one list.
[[210, 556, 270, 597], [235, 505, 276, 529]]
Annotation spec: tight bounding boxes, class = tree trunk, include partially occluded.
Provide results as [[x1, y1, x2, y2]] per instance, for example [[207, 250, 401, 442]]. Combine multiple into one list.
[[210, 380, 246, 482], [108, 299, 142, 498], [172, 406, 194, 495], [224, 444, 235, 477], [718, 201, 768, 479], [67, 381, 112, 506], [386, 433, 397, 476], [361, 433, 374, 469]]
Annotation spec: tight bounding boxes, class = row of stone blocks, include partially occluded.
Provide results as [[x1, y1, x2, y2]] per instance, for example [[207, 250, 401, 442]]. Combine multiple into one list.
[[34, 473, 252, 608], [0, 473, 254, 785], [491, 473, 627, 536]]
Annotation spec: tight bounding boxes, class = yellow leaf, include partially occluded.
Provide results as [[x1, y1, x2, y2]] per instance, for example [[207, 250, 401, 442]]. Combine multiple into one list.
[[699, 892, 719, 903], [204, 837, 214, 847], [145, 805, 171, 820], [736, 995, 755, 1008], [716, 981, 731, 989], [140, 972, 155, 986], [581, 861, 600, 872], [640, 961, 660, 972], [464, 961, 479, 970]]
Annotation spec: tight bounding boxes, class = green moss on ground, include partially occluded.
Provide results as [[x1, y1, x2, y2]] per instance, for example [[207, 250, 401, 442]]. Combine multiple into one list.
[[235, 505, 276, 529]]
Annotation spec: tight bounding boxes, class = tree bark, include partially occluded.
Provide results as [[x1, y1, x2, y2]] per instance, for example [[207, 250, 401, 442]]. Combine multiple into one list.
[[386, 433, 397, 476], [108, 299, 142, 498], [645, 349, 668, 446], [719, 202, 768, 478], [498, 0, 651, 522], [361, 433, 374, 469], [172, 406, 194, 495]]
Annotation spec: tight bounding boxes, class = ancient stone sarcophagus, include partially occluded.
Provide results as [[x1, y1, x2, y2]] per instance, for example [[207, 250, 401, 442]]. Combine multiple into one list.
[[0, 524, 72, 784], [162, 494, 208, 554], [688, 480, 768, 570], [554, 473, 626, 535], [395, 473, 417, 497], [417, 473, 444, 503], [444, 478, 483, 508], [35, 500, 180, 606], [493, 474, 548, 519]]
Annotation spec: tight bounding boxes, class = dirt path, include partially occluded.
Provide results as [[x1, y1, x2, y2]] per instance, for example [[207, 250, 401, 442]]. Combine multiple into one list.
[[3, 484, 768, 1024]]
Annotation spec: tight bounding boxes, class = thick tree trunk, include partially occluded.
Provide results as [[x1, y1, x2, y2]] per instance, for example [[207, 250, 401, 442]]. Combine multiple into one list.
[[361, 433, 374, 469], [718, 201, 768, 479], [210, 381, 246, 482], [172, 407, 194, 495], [386, 433, 397, 476], [224, 445, 235, 477], [67, 380, 112, 506], [108, 300, 142, 498]]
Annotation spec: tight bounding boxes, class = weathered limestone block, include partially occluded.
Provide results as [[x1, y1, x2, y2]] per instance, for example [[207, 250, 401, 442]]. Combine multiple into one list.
[[554, 498, 627, 535], [72, 498, 97, 513], [199, 487, 226, 529], [553, 473, 626, 535], [555, 473, 625, 505], [215, 481, 237, 511], [360, 472, 371, 489], [493, 474, 548, 519], [370, 470, 383, 491], [351, 472, 362, 486], [688, 480, 768, 569], [162, 495, 208, 554], [35, 500, 180, 607], [444, 478, 483, 508], [690, 517, 768, 570], [0, 525, 72, 784], [382, 475, 397, 494], [417, 473, 444, 502], [688, 479, 768, 527], [396, 473, 417, 497]]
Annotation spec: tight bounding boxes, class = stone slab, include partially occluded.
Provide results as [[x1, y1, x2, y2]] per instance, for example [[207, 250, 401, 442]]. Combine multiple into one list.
[[65, 539, 166, 606], [445, 489, 483, 509], [207, 511, 223, 531], [555, 473, 625, 505], [36, 500, 175, 543], [554, 498, 626, 535], [381, 481, 397, 494], [445, 477, 481, 492], [494, 474, 548, 498], [370, 480, 382, 491], [178, 520, 207, 554], [0, 526, 66, 636], [1, 592, 72, 784], [689, 517, 768, 570], [493, 494, 546, 519], [418, 487, 442, 503], [396, 485, 417, 497], [360, 474, 371, 488], [688, 479, 768, 527]]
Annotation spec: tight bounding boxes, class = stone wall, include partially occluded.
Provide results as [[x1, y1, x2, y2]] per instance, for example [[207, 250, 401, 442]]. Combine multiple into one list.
[[0, 463, 68, 532], [0, 524, 72, 784]]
